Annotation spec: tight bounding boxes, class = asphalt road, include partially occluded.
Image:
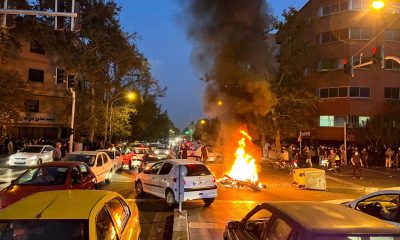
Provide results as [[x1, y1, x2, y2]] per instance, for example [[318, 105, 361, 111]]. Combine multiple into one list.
[[1, 155, 400, 239]]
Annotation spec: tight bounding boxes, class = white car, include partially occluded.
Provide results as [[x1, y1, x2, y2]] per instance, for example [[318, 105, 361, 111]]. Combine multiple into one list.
[[96, 149, 123, 173], [326, 187, 400, 227], [135, 159, 218, 208], [8, 145, 55, 166], [67, 151, 114, 184], [187, 146, 221, 163]]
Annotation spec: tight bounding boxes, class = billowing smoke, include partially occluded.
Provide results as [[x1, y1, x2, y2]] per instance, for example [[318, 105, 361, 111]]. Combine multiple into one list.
[[179, 0, 277, 162]]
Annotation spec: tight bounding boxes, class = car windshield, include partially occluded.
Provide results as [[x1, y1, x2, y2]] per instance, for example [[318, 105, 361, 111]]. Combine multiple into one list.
[[15, 167, 69, 186], [19, 146, 43, 153], [184, 164, 211, 176], [315, 236, 400, 240], [67, 154, 96, 167], [134, 149, 148, 154], [0, 220, 87, 240]]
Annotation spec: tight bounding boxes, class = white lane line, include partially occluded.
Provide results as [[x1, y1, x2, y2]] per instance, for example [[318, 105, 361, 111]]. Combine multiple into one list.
[[188, 222, 225, 230], [147, 212, 164, 240], [129, 198, 259, 205]]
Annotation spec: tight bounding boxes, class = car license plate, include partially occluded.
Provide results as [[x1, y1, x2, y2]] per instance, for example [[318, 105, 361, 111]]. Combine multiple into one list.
[[15, 162, 26, 164]]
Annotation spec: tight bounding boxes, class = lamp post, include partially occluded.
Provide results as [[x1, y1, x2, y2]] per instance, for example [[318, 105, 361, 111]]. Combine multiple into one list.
[[109, 92, 137, 143]]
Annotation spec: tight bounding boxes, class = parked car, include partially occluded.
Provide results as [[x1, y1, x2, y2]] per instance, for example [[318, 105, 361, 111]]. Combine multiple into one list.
[[187, 145, 221, 163], [8, 145, 55, 166], [224, 202, 400, 240], [135, 159, 217, 209], [122, 147, 151, 170], [326, 187, 400, 227], [0, 190, 141, 240], [67, 151, 114, 184], [0, 161, 97, 210], [97, 149, 123, 173]]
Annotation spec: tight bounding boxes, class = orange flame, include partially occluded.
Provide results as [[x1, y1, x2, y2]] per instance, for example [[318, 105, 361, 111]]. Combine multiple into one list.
[[226, 130, 258, 183]]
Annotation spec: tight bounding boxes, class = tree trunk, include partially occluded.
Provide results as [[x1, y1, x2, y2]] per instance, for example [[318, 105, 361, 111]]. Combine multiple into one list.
[[88, 86, 96, 143], [261, 131, 266, 157], [271, 109, 282, 159], [103, 99, 110, 145]]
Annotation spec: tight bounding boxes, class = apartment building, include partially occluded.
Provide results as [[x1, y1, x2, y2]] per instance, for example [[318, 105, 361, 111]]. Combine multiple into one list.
[[2, 39, 69, 139], [296, 0, 400, 141]]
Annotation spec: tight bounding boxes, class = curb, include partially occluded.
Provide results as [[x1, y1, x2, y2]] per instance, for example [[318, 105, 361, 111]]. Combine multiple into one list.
[[172, 209, 189, 240]]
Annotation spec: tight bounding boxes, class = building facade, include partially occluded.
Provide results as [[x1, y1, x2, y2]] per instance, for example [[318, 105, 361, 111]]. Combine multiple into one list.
[[2, 39, 69, 140], [296, 0, 400, 141]]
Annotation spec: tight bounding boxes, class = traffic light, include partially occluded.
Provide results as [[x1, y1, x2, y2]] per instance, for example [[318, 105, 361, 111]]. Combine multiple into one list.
[[56, 68, 65, 84], [67, 75, 75, 88], [372, 45, 385, 68], [344, 57, 354, 77]]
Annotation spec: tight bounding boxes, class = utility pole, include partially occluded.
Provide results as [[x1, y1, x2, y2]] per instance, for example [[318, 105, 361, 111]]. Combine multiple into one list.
[[69, 88, 76, 153]]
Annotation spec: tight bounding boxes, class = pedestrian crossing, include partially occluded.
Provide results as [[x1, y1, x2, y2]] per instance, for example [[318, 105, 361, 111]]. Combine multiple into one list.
[[0, 168, 26, 189]]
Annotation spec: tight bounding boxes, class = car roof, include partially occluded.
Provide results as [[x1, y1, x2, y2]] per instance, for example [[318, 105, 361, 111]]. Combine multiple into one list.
[[96, 149, 118, 152], [0, 190, 118, 220], [24, 145, 51, 148], [68, 151, 100, 156], [166, 159, 203, 165], [264, 202, 400, 234], [39, 161, 83, 167]]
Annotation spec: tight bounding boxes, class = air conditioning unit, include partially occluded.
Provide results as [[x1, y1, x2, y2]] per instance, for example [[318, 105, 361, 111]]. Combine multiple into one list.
[[293, 168, 326, 191]]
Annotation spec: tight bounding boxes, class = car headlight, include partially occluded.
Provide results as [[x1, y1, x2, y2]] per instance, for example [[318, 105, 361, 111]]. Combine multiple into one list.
[[165, 150, 169, 154]]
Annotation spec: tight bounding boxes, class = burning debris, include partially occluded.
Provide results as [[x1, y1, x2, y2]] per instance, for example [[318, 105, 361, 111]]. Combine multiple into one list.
[[217, 130, 266, 192]]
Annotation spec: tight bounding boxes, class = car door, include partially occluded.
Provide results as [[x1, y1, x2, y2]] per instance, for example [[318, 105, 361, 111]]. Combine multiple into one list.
[[79, 164, 96, 189], [154, 162, 174, 197], [70, 166, 84, 189], [42, 147, 54, 162], [94, 154, 105, 182], [102, 153, 112, 172], [142, 162, 164, 196]]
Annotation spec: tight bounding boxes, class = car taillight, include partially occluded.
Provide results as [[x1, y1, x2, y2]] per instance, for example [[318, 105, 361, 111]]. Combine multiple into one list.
[[212, 176, 216, 183]]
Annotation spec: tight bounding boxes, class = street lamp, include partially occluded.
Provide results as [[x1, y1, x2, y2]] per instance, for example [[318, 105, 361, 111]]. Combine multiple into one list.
[[372, 1, 385, 10], [109, 92, 138, 143], [200, 119, 206, 125], [217, 100, 223, 107]]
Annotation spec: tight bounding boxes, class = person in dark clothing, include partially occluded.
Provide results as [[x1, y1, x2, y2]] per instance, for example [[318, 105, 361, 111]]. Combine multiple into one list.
[[201, 145, 208, 163], [361, 148, 369, 167], [351, 150, 364, 179], [181, 143, 188, 159]]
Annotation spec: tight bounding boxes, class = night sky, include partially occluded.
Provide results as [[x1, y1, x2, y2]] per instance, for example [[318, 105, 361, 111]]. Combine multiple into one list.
[[116, 0, 307, 129]]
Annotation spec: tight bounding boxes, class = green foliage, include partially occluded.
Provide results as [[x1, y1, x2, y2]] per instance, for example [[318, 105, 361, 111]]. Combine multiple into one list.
[[0, 69, 32, 124]]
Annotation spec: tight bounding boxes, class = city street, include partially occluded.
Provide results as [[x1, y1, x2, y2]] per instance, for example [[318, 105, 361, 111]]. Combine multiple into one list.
[[1, 155, 399, 239]]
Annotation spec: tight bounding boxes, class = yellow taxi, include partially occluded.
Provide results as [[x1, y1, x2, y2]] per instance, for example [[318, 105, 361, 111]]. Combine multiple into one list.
[[0, 190, 140, 240]]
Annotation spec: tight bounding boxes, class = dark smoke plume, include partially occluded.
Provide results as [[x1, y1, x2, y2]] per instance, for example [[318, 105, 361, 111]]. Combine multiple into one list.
[[180, 0, 276, 123], [179, 0, 277, 163]]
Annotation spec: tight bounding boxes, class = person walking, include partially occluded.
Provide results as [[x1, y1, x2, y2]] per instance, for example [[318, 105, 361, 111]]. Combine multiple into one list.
[[385, 147, 394, 168], [351, 150, 364, 179], [304, 147, 312, 168], [361, 148, 369, 168], [7, 139, 14, 155], [53, 142, 62, 161]]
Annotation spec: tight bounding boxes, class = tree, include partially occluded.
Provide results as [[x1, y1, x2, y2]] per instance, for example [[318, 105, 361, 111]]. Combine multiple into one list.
[[261, 7, 319, 154], [0, 69, 32, 125]]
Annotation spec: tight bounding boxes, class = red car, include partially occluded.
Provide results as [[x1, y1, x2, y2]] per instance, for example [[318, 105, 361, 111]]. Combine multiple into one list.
[[121, 147, 151, 170], [0, 161, 97, 210]]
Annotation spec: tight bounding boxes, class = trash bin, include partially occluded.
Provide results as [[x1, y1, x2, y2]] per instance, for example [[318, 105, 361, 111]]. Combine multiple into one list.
[[293, 168, 326, 190]]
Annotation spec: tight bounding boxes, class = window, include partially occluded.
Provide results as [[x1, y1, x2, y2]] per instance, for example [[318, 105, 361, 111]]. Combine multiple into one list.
[[184, 164, 212, 176], [25, 100, 39, 112], [106, 198, 131, 233], [28, 68, 44, 83], [30, 41, 45, 55], [56, 68, 65, 84], [360, 87, 370, 97], [96, 206, 118, 240], [349, 28, 371, 40], [385, 88, 400, 100], [320, 89, 329, 98], [159, 163, 173, 175], [266, 218, 293, 240], [96, 155, 103, 167], [339, 87, 348, 97], [317, 59, 343, 71], [329, 88, 339, 98], [319, 1, 349, 16], [303, 67, 310, 77], [351, 0, 369, 10], [80, 164, 90, 177], [102, 153, 109, 164], [385, 30, 400, 41], [385, 59, 400, 70], [71, 166, 81, 185], [349, 87, 370, 98], [146, 162, 163, 175], [320, 116, 345, 127], [355, 194, 400, 223], [349, 116, 370, 127], [319, 30, 348, 44], [319, 87, 369, 98]]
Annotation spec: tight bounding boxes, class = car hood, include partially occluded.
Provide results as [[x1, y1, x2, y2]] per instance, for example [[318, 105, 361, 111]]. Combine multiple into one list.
[[11, 152, 40, 158], [0, 184, 65, 209]]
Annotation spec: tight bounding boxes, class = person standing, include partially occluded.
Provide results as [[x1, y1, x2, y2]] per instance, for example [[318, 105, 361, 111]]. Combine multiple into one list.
[[361, 148, 369, 168], [385, 147, 394, 168], [7, 139, 14, 155], [201, 145, 208, 163], [53, 142, 62, 161], [351, 150, 363, 179], [395, 147, 400, 170], [304, 147, 312, 167]]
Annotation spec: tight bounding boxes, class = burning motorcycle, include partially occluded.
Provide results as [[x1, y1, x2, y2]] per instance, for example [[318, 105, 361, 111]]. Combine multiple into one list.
[[273, 159, 299, 172]]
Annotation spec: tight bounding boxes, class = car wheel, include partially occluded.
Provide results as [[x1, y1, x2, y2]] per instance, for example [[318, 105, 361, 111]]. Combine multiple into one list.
[[129, 161, 133, 170], [203, 198, 215, 206], [135, 181, 144, 196], [37, 159, 42, 165], [165, 189, 177, 209], [105, 170, 113, 184]]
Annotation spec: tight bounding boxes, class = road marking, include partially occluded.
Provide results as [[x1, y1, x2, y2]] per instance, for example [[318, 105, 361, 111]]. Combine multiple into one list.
[[188, 222, 225, 230], [147, 212, 165, 240]]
